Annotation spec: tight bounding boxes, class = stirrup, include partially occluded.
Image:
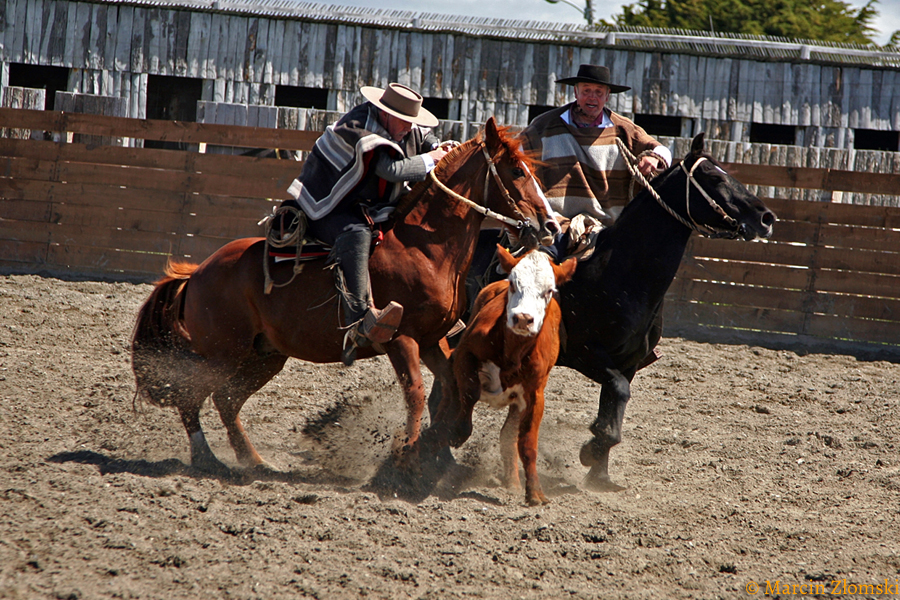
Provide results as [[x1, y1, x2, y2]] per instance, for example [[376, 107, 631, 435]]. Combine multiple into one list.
[[359, 301, 404, 345], [341, 328, 365, 367], [446, 319, 466, 338]]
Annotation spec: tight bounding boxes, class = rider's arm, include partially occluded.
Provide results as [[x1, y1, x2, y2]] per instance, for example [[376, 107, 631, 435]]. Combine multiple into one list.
[[371, 149, 431, 183]]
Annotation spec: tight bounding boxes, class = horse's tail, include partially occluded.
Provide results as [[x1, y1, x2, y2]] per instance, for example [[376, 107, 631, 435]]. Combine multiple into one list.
[[131, 260, 201, 408]]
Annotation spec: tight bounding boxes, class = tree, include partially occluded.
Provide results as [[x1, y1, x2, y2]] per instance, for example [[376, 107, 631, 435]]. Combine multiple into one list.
[[608, 0, 879, 45]]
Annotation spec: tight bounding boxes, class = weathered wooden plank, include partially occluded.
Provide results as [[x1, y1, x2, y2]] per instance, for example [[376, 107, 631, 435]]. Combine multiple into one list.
[[0, 178, 184, 211], [670, 277, 900, 321], [1, 0, 20, 63], [0, 136, 301, 178], [0, 107, 320, 149], [252, 17, 270, 84], [691, 236, 900, 276], [332, 24, 348, 91], [665, 299, 807, 336], [296, 20, 312, 87], [0, 238, 49, 265], [47, 0, 68, 66], [421, 32, 435, 97], [110, 5, 134, 72], [189, 11, 210, 80], [143, 7, 159, 73], [675, 256, 811, 291], [172, 8, 190, 77], [762, 197, 900, 228], [128, 6, 144, 74], [36, 0, 54, 65], [806, 311, 900, 346], [356, 26, 375, 89], [0, 197, 53, 223], [724, 163, 900, 195], [229, 15, 247, 83], [268, 17, 284, 86], [22, 0, 39, 63], [395, 30, 411, 87], [157, 8, 173, 76], [45, 239, 176, 273]]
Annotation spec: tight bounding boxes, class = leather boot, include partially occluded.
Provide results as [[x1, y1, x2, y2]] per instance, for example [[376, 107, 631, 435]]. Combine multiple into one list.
[[332, 229, 403, 366]]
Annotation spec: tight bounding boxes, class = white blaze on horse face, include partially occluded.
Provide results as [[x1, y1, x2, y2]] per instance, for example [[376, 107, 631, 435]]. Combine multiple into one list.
[[522, 161, 561, 238], [506, 251, 556, 336]]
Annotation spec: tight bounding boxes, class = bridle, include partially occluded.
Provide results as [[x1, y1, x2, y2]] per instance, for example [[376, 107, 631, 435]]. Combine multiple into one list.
[[616, 138, 740, 239], [428, 141, 530, 231]]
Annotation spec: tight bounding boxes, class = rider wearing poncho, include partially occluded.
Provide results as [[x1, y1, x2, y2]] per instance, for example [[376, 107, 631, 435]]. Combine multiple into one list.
[[286, 83, 448, 366], [521, 64, 672, 227]]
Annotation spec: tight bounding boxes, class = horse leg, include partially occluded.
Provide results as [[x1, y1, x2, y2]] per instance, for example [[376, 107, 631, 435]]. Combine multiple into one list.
[[177, 395, 231, 476], [420, 342, 457, 467], [580, 369, 631, 493], [385, 336, 427, 452], [421, 339, 452, 422], [210, 351, 289, 470], [499, 405, 522, 491]]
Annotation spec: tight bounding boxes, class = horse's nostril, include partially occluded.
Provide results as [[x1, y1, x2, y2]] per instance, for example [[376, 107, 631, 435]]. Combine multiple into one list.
[[763, 211, 776, 226]]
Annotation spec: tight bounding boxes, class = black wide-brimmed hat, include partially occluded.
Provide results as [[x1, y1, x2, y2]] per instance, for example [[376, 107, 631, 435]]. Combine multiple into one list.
[[360, 83, 439, 127], [556, 64, 631, 93]]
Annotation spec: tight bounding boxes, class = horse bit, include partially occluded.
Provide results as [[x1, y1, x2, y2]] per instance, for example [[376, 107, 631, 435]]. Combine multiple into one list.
[[428, 142, 528, 231], [616, 138, 740, 239]]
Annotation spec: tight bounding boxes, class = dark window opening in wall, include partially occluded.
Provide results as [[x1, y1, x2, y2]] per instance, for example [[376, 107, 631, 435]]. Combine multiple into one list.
[[145, 75, 203, 149], [422, 97, 450, 120], [274, 85, 328, 109], [749, 122, 796, 145], [528, 105, 555, 124], [854, 128, 899, 151], [8, 63, 69, 110], [634, 114, 682, 137]]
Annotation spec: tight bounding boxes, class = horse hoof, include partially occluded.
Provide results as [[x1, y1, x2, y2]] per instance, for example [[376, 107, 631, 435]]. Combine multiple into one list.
[[582, 468, 626, 493], [250, 461, 280, 476], [526, 493, 551, 506], [193, 456, 232, 478]]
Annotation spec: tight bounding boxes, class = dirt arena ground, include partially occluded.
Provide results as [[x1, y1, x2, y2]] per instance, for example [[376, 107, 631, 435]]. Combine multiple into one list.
[[1, 273, 899, 599]]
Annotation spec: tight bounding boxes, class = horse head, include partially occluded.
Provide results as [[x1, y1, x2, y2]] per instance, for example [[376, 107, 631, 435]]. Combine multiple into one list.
[[482, 117, 560, 249], [662, 132, 776, 241]]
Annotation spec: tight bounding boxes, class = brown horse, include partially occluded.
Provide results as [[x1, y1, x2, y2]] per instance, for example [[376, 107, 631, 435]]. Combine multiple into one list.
[[132, 117, 557, 475]]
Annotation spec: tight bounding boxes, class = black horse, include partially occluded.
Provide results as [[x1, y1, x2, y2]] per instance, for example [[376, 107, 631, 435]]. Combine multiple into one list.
[[409, 133, 775, 495]]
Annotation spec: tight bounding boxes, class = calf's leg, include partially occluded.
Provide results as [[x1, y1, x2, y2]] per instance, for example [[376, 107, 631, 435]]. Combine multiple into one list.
[[499, 405, 522, 490], [518, 388, 549, 506]]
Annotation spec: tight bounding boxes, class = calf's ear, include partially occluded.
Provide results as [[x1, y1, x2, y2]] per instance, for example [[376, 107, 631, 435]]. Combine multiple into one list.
[[496, 244, 520, 274], [552, 256, 578, 285]]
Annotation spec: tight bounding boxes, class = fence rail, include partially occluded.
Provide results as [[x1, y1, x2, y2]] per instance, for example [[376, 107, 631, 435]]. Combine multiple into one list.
[[1, 108, 898, 359]]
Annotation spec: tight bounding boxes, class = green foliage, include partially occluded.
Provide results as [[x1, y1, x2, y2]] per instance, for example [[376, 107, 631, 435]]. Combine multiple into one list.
[[608, 0, 880, 45]]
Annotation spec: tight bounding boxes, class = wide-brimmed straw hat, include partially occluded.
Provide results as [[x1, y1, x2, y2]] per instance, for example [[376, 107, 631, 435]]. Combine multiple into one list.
[[556, 64, 631, 93], [360, 83, 439, 127]]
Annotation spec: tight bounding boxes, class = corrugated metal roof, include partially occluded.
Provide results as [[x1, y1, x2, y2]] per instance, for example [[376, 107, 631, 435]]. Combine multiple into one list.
[[99, 0, 900, 67]]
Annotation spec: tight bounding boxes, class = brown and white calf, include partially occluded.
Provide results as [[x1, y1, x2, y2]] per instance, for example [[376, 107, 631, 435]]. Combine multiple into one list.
[[431, 245, 577, 505]]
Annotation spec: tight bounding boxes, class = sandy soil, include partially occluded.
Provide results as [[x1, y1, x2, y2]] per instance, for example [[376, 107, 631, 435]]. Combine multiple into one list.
[[1, 273, 899, 600]]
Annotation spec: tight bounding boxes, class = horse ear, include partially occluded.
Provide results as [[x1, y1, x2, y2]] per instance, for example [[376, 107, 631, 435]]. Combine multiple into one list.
[[691, 132, 706, 156], [484, 116, 500, 151], [496, 244, 519, 274], [552, 256, 578, 286]]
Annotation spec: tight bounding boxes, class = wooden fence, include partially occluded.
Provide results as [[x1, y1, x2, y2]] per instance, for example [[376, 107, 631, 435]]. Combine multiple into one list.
[[1, 108, 898, 359]]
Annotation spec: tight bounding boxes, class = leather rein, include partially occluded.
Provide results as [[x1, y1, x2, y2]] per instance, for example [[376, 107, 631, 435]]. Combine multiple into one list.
[[616, 138, 740, 239], [428, 142, 528, 230]]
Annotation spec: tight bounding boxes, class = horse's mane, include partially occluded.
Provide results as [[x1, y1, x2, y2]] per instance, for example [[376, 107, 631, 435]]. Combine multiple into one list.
[[392, 124, 536, 219]]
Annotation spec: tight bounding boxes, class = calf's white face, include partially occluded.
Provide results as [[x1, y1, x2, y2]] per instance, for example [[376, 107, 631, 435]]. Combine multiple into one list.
[[506, 251, 556, 336]]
